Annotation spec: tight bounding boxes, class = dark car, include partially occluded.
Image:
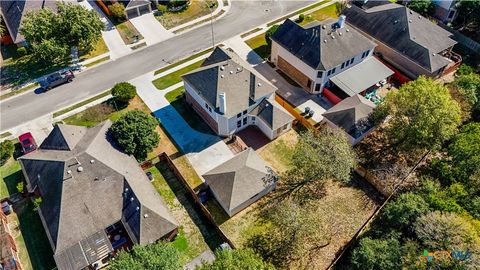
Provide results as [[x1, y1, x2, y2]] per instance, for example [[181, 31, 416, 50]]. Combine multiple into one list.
[[18, 132, 37, 154], [41, 70, 75, 91]]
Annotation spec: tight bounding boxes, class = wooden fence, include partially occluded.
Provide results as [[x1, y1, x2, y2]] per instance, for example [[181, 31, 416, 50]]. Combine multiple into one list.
[[274, 95, 318, 129]]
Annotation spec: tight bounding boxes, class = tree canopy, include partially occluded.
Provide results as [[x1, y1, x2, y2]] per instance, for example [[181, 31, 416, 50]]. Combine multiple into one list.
[[454, 0, 480, 31], [108, 3, 126, 21], [351, 237, 402, 270], [0, 140, 14, 166], [21, 2, 104, 63], [110, 109, 160, 160], [278, 128, 356, 202], [447, 122, 480, 182], [197, 249, 274, 270], [265, 25, 279, 49], [376, 76, 461, 151], [453, 73, 480, 112], [407, 0, 434, 16], [111, 82, 137, 104], [109, 242, 181, 270]]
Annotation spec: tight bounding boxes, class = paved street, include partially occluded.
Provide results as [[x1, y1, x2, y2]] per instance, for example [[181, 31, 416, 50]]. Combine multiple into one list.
[[0, 1, 313, 132]]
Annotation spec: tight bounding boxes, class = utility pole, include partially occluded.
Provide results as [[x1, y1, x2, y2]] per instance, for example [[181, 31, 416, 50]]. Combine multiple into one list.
[[207, 1, 215, 48]]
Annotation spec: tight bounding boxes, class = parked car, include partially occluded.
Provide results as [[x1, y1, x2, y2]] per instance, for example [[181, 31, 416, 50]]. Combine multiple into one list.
[[1, 201, 11, 215], [18, 132, 37, 154], [40, 70, 75, 91]]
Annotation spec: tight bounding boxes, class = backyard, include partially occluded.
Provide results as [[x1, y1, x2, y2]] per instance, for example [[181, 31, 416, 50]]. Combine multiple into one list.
[[156, 0, 218, 29]]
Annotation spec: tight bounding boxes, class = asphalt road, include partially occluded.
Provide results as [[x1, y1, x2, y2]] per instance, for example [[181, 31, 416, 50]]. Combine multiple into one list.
[[0, 1, 313, 132]]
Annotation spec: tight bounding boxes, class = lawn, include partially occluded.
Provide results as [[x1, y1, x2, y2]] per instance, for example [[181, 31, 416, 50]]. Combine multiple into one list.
[[257, 129, 298, 173], [53, 90, 112, 118], [299, 3, 340, 26], [116, 20, 143, 45], [84, 56, 110, 68], [154, 47, 214, 75], [245, 33, 269, 60], [267, 0, 329, 26], [79, 38, 109, 61], [173, 9, 225, 34], [152, 60, 204, 90], [156, 0, 218, 29], [0, 157, 22, 199]]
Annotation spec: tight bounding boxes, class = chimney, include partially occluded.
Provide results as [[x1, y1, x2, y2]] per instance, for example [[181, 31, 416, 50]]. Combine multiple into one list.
[[338, 15, 346, 29], [219, 92, 226, 114]]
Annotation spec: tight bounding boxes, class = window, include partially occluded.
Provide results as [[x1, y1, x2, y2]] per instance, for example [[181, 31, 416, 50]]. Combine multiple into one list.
[[243, 110, 247, 115], [205, 103, 208, 109], [307, 79, 312, 88], [332, 68, 336, 74], [361, 50, 370, 59], [448, 10, 455, 19], [315, 84, 321, 92], [243, 118, 247, 125], [350, 57, 354, 65], [341, 62, 345, 69], [237, 120, 241, 128], [237, 113, 242, 118], [317, 71, 323, 78], [327, 70, 332, 76], [208, 107, 212, 113]]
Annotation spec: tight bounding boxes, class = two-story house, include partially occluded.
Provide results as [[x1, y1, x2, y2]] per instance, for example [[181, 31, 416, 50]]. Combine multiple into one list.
[[270, 16, 394, 101], [343, 2, 461, 79], [182, 47, 295, 140]]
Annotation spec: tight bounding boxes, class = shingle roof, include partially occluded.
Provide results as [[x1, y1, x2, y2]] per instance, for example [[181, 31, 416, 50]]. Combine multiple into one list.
[[322, 94, 375, 138], [342, 3, 457, 72], [182, 47, 277, 118], [249, 97, 295, 130], [19, 122, 178, 270], [271, 18, 376, 71], [202, 148, 276, 214]]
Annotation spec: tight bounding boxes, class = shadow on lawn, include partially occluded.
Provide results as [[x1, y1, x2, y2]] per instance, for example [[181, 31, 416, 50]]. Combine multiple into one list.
[[3, 170, 23, 198], [155, 161, 225, 251]]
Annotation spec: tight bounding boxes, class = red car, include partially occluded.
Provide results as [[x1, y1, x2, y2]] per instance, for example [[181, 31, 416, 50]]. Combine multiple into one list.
[[18, 132, 37, 154]]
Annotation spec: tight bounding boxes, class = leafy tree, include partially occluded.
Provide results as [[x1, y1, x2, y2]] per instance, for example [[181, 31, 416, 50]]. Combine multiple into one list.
[[416, 178, 466, 213], [0, 140, 14, 166], [456, 64, 475, 76], [454, 0, 480, 31], [109, 3, 126, 21], [452, 73, 480, 111], [279, 128, 356, 202], [110, 110, 160, 160], [448, 123, 480, 183], [110, 242, 181, 270], [21, 2, 104, 63], [378, 193, 430, 235], [265, 25, 279, 49], [111, 82, 137, 104], [350, 237, 402, 270], [251, 199, 330, 268], [376, 76, 461, 151], [197, 249, 274, 270], [407, 0, 434, 16]]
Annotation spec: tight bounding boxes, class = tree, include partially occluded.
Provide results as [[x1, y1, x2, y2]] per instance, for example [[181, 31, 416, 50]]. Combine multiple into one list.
[[378, 193, 430, 235], [350, 237, 402, 270], [250, 199, 330, 268], [456, 64, 475, 76], [21, 2, 104, 63], [0, 140, 14, 166], [109, 242, 181, 270], [376, 76, 461, 151], [111, 82, 137, 104], [265, 25, 279, 49], [407, 0, 434, 16], [447, 123, 480, 183], [110, 110, 160, 160], [454, 0, 480, 31], [109, 3, 126, 21], [278, 128, 356, 202], [197, 249, 274, 270], [452, 73, 480, 111]]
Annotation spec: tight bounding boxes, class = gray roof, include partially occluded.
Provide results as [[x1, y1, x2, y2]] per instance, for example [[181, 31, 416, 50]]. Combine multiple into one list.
[[19, 122, 178, 270], [249, 97, 295, 130], [271, 18, 376, 71], [121, 0, 151, 9], [182, 47, 277, 118], [0, 0, 75, 44], [322, 94, 375, 138], [342, 3, 457, 72], [330, 57, 394, 96], [202, 148, 276, 214]]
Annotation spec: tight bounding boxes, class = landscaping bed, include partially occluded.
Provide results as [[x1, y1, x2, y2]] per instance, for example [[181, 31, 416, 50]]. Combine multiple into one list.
[[116, 20, 143, 45], [156, 0, 218, 30], [152, 60, 204, 90]]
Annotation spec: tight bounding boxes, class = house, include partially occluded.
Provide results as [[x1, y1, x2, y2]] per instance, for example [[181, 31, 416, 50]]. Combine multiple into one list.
[[1, 211, 23, 270], [270, 17, 393, 101], [343, 2, 461, 79], [432, 0, 458, 23], [119, 0, 154, 19], [202, 148, 277, 217], [182, 47, 295, 140], [0, 0, 76, 46], [18, 122, 178, 270], [322, 94, 376, 145]]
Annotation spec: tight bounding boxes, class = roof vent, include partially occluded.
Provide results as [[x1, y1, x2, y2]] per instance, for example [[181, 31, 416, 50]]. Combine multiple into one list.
[[130, 197, 134, 202], [346, 29, 350, 32], [324, 39, 327, 43], [136, 206, 140, 211], [432, 53, 436, 56], [331, 35, 335, 39], [257, 83, 262, 87], [229, 71, 233, 74], [220, 66, 225, 71], [409, 10, 413, 14], [90, 159, 95, 164], [322, 25, 326, 29], [409, 19, 412, 23], [77, 166, 83, 172], [236, 67, 241, 71], [394, 20, 399, 24], [144, 214, 149, 218], [67, 170, 72, 174], [94, 177, 99, 181], [418, 15, 421, 19], [220, 74, 225, 78], [339, 32, 342, 36], [125, 188, 129, 192]]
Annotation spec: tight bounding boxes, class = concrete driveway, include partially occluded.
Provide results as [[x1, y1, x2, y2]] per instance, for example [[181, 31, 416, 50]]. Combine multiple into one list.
[[130, 13, 174, 45]]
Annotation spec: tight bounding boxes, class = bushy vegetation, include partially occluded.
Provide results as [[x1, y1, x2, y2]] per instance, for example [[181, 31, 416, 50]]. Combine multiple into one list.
[[111, 82, 137, 104], [109, 242, 181, 270], [108, 3, 126, 21], [0, 140, 14, 166]]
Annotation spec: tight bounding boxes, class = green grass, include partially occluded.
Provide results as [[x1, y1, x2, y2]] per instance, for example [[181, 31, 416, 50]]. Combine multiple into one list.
[[245, 33, 269, 59], [0, 158, 22, 199], [84, 56, 110, 68], [154, 47, 215, 75], [116, 21, 143, 45], [152, 60, 204, 90], [79, 38, 109, 61], [0, 131, 12, 139], [240, 27, 263, 38], [146, 165, 177, 207], [299, 2, 339, 26], [173, 9, 226, 34], [267, 0, 329, 26], [156, 0, 217, 29], [52, 90, 111, 118]]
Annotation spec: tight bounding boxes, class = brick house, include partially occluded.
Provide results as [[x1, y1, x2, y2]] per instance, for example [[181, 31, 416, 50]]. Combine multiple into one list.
[[182, 47, 295, 140]]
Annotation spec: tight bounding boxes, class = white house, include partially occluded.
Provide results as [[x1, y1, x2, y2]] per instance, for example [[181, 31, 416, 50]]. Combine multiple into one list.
[[270, 16, 393, 100], [182, 47, 295, 140]]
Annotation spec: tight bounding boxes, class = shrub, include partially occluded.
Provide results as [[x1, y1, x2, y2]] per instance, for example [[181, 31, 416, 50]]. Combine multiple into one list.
[[109, 3, 126, 21], [0, 140, 14, 165], [111, 82, 137, 104], [265, 24, 279, 49], [456, 64, 475, 76], [157, 4, 168, 13], [297, 14, 305, 23], [16, 47, 27, 56], [16, 181, 24, 193], [33, 197, 42, 211]]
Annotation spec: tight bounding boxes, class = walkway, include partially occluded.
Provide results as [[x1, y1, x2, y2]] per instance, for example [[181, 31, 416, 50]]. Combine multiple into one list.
[[130, 74, 233, 175], [130, 13, 174, 46]]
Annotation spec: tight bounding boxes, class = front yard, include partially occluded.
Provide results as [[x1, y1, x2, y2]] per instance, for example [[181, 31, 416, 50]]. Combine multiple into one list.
[[245, 33, 269, 60], [156, 0, 218, 29], [298, 2, 340, 26]]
